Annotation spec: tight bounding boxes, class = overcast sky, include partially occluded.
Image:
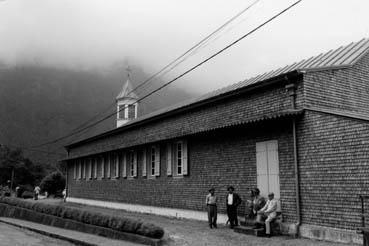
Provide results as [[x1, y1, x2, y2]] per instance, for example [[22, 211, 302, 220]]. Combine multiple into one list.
[[1, 0, 369, 93]]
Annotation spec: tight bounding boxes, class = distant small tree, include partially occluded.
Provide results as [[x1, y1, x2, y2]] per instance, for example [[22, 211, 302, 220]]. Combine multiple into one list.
[[40, 171, 65, 196]]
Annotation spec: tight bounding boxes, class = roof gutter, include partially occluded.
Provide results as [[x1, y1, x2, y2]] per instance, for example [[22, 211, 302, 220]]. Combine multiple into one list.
[[65, 70, 302, 150]]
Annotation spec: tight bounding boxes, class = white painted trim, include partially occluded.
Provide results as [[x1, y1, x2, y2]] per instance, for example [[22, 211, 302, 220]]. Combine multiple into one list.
[[299, 224, 362, 245], [66, 197, 228, 223]]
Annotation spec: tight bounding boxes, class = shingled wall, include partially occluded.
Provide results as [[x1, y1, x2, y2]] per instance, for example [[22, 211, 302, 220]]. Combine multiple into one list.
[[67, 119, 298, 223], [298, 52, 369, 230], [67, 80, 304, 159]]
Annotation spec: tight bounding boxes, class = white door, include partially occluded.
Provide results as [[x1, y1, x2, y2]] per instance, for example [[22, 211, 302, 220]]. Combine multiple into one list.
[[256, 140, 280, 199]]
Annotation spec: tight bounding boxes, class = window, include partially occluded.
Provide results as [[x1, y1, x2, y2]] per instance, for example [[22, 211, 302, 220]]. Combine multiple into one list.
[[173, 140, 188, 176], [87, 159, 92, 179], [122, 151, 127, 178], [151, 147, 156, 176], [93, 158, 98, 179], [128, 105, 136, 119], [73, 160, 77, 180], [82, 159, 86, 179], [176, 142, 183, 175], [129, 150, 137, 177], [106, 154, 111, 178], [101, 156, 105, 179], [118, 104, 126, 119], [114, 154, 120, 178], [142, 148, 147, 177], [78, 160, 82, 180], [150, 145, 160, 177]]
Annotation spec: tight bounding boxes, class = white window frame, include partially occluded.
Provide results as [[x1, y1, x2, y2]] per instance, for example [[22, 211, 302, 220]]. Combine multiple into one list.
[[173, 140, 188, 176], [114, 153, 120, 178], [142, 148, 147, 177], [106, 154, 111, 178], [100, 155, 105, 179], [78, 160, 82, 180], [93, 157, 98, 179], [73, 160, 77, 180], [149, 145, 160, 178]]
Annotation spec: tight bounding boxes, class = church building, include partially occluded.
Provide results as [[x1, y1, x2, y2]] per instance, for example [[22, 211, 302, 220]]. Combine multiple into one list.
[[64, 38, 369, 244]]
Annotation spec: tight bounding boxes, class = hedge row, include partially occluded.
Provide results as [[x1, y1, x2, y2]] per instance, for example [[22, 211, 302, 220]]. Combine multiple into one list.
[[0, 197, 164, 239]]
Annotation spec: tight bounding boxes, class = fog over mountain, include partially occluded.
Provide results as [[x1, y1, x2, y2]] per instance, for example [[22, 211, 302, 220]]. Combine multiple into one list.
[[0, 62, 197, 165]]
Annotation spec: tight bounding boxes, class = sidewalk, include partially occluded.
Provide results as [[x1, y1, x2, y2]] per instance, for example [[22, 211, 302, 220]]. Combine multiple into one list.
[[37, 199, 358, 246], [0, 217, 142, 246]]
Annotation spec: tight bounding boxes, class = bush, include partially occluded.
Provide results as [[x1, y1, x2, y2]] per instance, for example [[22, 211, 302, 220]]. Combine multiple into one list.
[[21, 191, 34, 199], [0, 197, 164, 239], [40, 171, 65, 196]]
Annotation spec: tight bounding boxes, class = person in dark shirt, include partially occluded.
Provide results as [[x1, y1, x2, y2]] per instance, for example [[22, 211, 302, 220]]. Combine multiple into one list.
[[226, 186, 242, 228]]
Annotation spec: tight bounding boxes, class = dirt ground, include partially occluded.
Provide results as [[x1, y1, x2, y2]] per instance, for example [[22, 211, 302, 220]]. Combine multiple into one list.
[[35, 198, 357, 246], [0, 222, 74, 246]]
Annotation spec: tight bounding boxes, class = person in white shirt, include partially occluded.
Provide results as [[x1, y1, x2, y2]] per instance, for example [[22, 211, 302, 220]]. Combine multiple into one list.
[[205, 188, 218, 228], [256, 192, 278, 237], [226, 186, 242, 228]]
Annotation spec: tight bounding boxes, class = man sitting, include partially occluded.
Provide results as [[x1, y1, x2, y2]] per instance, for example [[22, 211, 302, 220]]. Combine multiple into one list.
[[255, 192, 278, 238], [246, 188, 266, 219]]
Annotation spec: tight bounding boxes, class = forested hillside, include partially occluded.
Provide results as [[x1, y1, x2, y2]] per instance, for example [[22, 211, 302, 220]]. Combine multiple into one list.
[[0, 64, 197, 166]]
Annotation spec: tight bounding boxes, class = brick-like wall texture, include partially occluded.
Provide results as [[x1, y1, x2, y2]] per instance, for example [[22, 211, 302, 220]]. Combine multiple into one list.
[[298, 52, 369, 230], [67, 81, 304, 159], [67, 119, 297, 223], [297, 111, 369, 230]]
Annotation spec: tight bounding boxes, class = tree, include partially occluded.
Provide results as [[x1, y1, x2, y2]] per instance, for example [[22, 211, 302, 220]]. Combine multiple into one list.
[[40, 171, 65, 196], [0, 145, 24, 190]]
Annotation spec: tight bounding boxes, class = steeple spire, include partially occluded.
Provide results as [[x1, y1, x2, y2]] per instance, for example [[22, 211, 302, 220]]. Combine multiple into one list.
[[116, 67, 139, 127]]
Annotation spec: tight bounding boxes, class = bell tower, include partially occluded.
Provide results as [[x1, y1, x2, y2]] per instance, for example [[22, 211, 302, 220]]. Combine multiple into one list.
[[116, 67, 138, 127]]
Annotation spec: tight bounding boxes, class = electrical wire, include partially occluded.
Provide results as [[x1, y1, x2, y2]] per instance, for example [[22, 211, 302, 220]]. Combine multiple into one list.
[[32, 0, 302, 148]]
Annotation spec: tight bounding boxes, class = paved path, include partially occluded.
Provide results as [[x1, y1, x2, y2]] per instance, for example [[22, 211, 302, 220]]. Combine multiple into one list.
[[0, 221, 74, 246], [38, 199, 358, 246], [0, 218, 142, 246]]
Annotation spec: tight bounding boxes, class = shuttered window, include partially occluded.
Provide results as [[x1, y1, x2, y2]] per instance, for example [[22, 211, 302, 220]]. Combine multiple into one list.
[[142, 148, 147, 177], [150, 145, 160, 177]]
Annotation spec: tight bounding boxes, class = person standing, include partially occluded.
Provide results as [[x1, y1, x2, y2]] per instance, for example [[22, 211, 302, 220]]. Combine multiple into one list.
[[34, 186, 40, 200], [205, 188, 218, 229], [226, 186, 242, 228], [256, 192, 278, 238]]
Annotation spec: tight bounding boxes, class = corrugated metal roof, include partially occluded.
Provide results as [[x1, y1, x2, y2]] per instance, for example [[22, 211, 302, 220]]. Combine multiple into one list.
[[66, 38, 369, 147]]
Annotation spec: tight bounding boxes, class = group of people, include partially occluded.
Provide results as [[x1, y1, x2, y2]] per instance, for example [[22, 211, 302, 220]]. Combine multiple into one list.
[[205, 186, 278, 238]]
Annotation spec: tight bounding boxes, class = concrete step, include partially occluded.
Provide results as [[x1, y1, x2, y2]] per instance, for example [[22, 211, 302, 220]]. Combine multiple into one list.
[[240, 219, 257, 227], [233, 225, 257, 236]]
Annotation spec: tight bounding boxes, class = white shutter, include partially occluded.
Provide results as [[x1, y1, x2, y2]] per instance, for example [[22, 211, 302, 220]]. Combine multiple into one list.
[[122, 152, 127, 178], [101, 156, 105, 178], [267, 141, 280, 199], [78, 160, 81, 179], [73, 160, 77, 179], [82, 160, 86, 179], [142, 148, 147, 177], [182, 140, 188, 175], [115, 154, 120, 178], [88, 159, 92, 179], [133, 151, 137, 177], [256, 142, 268, 197], [167, 143, 172, 176], [107, 155, 111, 178], [154, 146, 160, 176], [94, 158, 98, 179]]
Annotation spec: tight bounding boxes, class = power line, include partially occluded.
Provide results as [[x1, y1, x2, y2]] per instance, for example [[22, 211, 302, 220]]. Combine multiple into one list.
[[56, 0, 260, 137], [126, 0, 260, 97], [33, 0, 260, 147], [33, 0, 302, 148]]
